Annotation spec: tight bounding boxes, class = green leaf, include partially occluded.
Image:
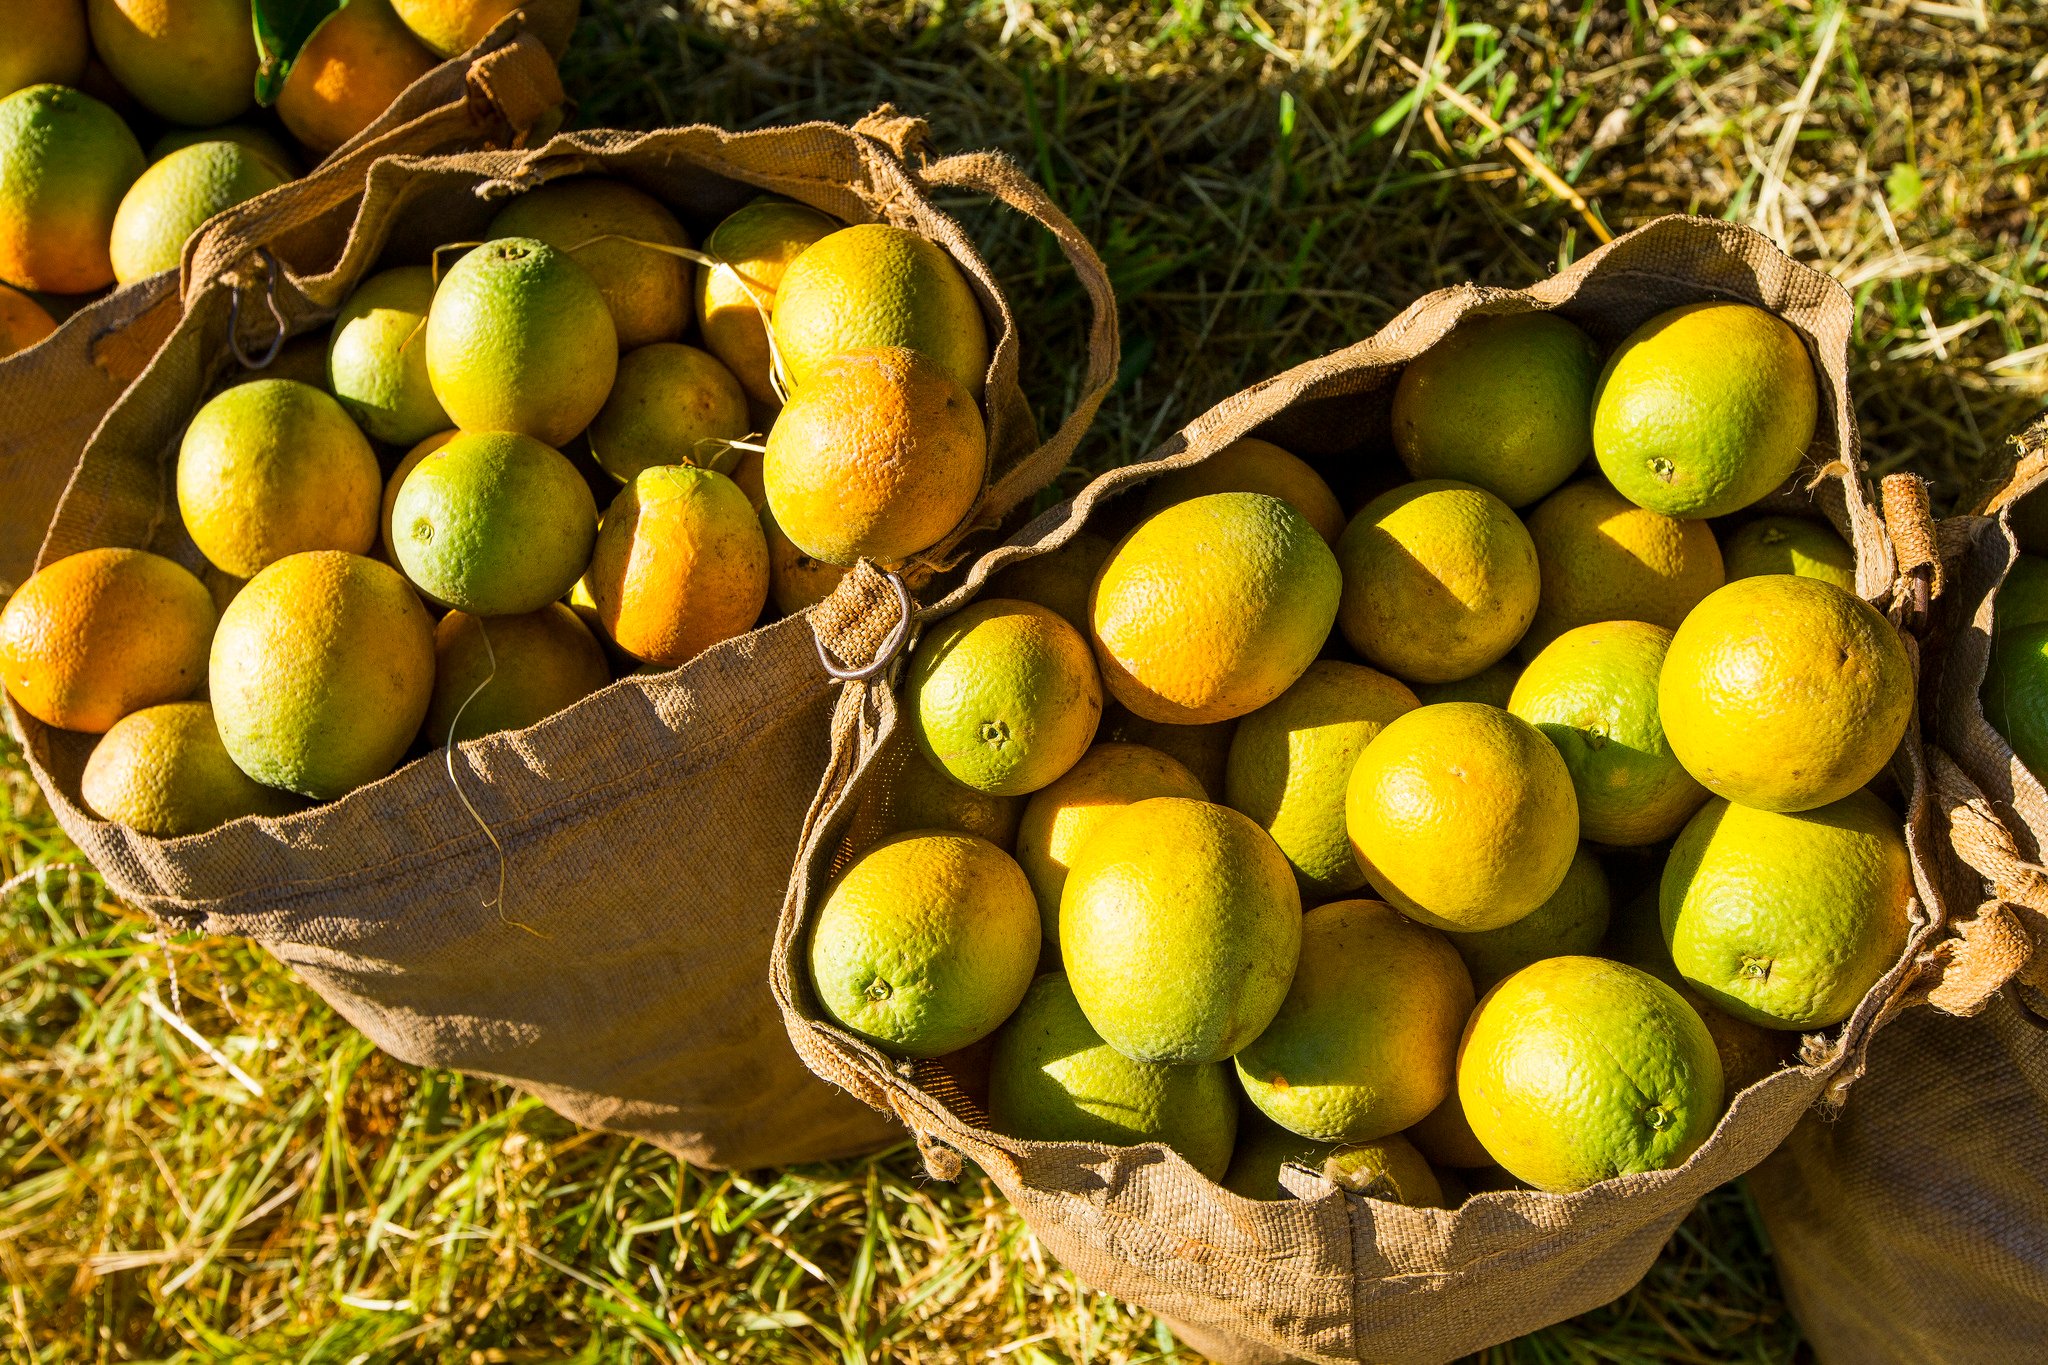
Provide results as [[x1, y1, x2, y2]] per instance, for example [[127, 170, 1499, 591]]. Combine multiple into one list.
[[1885, 161, 1925, 217], [251, 0, 342, 106]]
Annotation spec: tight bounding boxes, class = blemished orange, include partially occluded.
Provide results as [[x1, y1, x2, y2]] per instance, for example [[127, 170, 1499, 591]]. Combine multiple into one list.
[[696, 198, 838, 405], [0, 548, 215, 733], [278, 0, 439, 154], [87, 0, 258, 126], [81, 701, 302, 835], [1137, 438, 1346, 544], [391, 0, 579, 57], [762, 346, 987, 566], [0, 84, 145, 293], [587, 464, 770, 665], [0, 0, 90, 99], [381, 430, 458, 564], [0, 283, 56, 358]]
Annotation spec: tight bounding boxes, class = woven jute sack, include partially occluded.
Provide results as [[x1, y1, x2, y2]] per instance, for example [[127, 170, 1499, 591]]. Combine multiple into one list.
[[771, 216, 1954, 1365], [1745, 420, 2048, 1364], [0, 21, 569, 590], [10, 60, 1120, 1165]]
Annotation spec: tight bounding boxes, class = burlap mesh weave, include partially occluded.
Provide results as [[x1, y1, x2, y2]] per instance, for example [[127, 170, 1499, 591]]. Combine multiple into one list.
[[5, 24, 1120, 1169], [772, 217, 1954, 1364], [1745, 421, 2048, 1364]]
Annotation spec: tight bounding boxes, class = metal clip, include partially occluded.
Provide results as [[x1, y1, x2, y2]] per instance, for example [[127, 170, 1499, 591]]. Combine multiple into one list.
[[225, 247, 288, 371]]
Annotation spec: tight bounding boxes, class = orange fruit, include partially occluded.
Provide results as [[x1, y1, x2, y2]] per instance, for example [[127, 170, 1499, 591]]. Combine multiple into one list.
[[1393, 312, 1602, 508], [1346, 703, 1580, 932], [1522, 478, 1725, 657], [986, 532, 1114, 636], [1335, 480, 1540, 684], [328, 266, 450, 446], [209, 551, 434, 798], [177, 378, 382, 579], [81, 701, 300, 835], [390, 0, 579, 58], [846, 742, 1024, 856], [0, 283, 56, 358], [425, 236, 617, 446], [150, 123, 296, 177], [1235, 899, 1474, 1143], [1721, 515, 1856, 592], [696, 198, 838, 406], [1, 548, 214, 733], [729, 450, 845, 616], [487, 177, 692, 350], [110, 140, 290, 285], [771, 223, 991, 397], [1407, 1092, 1495, 1169], [1594, 302, 1818, 520], [1661, 575, 1913, 812], [277, 0, 438, 154], [762, 346, 986, 566], [1447, 845, 1611, 993], [807, 830, 1040, 1058], [1091, 493, 1341, 724], [588, 343, 749, 482], [1, 1, 89, 99], [587, 464, 769, 665], [392, 431, 598, 617], [1097, 703, 1236, 801], [380, 430, 458, 564], [1138, 438, 1345, 544], [1457, 956, 1723, 1193], [907, 598, 1103, 797], [0, 84, 144, 293], [87, 0, 258, 126], [425, 603, 610, 744], [1015, 742, 1206, 939]]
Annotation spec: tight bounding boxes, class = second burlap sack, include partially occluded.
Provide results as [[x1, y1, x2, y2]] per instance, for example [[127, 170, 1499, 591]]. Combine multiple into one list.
[[11, 57, 1118, 1166], [1746, 421, 2048, 1364], [772, 216, 1953, 1364]]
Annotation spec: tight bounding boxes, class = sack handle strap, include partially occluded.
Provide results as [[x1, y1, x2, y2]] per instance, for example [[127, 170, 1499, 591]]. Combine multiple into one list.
[[916, 148, 1121, 533], [181, 30, 565, 298]]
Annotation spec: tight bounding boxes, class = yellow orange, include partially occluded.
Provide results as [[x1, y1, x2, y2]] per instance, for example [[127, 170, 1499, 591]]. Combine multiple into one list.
[[697, 198, 838, 405], [1139, 438, 1345, 544], [771, 224, 991, 397], [0, 0, 90, 98], [391, 0, 579, 57], [278, 0, 439, 154], [587, 465, 769, 665], [87, 0, 258, 126], [487, 178, 692, 350]]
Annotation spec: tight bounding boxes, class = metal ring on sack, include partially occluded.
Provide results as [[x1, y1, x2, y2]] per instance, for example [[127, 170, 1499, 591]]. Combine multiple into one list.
[[226, 248, 288, 370], [815, 569, 913, 683]]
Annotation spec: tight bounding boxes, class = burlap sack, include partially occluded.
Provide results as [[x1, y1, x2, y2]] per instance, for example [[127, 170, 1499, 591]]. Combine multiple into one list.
[[0, 22, 568, 589], [772, 216, 1954, 1364], [1745, 423, 2048, 1363], [8, 58, 1120, 1164]]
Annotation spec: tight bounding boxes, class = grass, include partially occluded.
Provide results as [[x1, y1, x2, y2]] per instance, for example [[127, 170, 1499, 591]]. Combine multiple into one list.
[[5, 0, 2046, 1359]]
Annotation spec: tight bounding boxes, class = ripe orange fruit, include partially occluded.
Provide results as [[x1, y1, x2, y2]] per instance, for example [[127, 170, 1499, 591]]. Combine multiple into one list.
[[87, 0, 259, 126], [110, 140, 290, 285], [1346, 703, 1579, 932], [487, 178, 692, 350], [177, 378, 382, 578], [1091, 493, 1341, 724], [391, 0, 579, 58], [0, 0, 89, 99], [1, 548, 215, 733], [1014, 742, 1205, 938], [391, 430, 597, 616], [150, 123, 296, 177], [1661, 575, 1913, 812], [771, 224, 991, 397], [425, 603, 611, 744], [696, 198, 838, 405], [425, 236, 617, 446], [1335, 479, 1540, 684], [209, 551, 434, 799], [1721, 514, 1856, 592], [907, 598, 1103, 797], [1523, 478, 1725, 656], [1594, 302, 1818, 520], [729, 451, 846, 615], [0, 283, 56, 358], [762, 346, 986, 566], [277, 0, 438, 154], [81, 701, 301, 835], [328, 266, 450, 446], [587, 343, 749, 482], [0, 84, 144, 293], [1138, 438, 1345, 544], [587, 465, 769, 665]]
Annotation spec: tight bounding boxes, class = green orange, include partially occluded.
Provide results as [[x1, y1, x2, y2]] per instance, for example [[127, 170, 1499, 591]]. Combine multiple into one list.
[[1722, 515, 1856, 592], [908, 598, 1102, 797], [587, 343, 749, 482], [0, 84, 145, 293], [425, 603, 611, 744], [1447, 846, 1610, 993], [81, 701, 301, 834], [328, 266, 450, 445], [1014, 741, 1206, 940]]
